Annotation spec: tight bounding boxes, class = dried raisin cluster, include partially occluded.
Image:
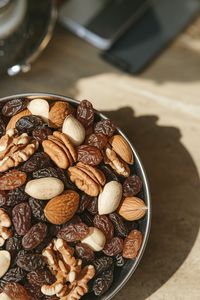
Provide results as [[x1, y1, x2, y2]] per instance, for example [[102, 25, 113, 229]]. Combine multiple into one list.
[[0, 97, 147, 299]]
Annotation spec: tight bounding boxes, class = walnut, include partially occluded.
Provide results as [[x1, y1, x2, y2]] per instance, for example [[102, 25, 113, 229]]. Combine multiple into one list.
[[103, 145, 130, 177], [68, 162, 106, 196], [0, 209, 12, 246], [41, 238, 95, 299], [42, 131, 77, 169], [60, 265, 95, 300], [0, 129, 38, 172]]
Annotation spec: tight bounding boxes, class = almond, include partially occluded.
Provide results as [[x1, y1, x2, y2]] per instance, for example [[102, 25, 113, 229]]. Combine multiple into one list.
[[6, 109, 31, 130], [44, 190, 80, 224], [0, 292, 12, 300], [62, 115, 85, 146], [109, 135, 134, 164], [98, 181, 122, 215], [49, 101, 72, 128], [27, 99, 49, 123], [118, 196, 147, 221], [0, 250, 11, 278], [25, 177, 64, 200]]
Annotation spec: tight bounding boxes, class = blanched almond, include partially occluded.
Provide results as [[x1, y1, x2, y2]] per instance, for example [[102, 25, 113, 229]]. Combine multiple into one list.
[[27, 98, 49, 123], [25, 177, 64, 200], [0, 293, 12, 300], [0, 250, 11, 278], [98, 181, 122, 215], [62, 115, 85, 146]]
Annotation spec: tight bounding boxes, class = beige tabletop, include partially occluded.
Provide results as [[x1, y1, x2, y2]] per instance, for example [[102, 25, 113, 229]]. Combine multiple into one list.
[[0, 18, 200, 300]]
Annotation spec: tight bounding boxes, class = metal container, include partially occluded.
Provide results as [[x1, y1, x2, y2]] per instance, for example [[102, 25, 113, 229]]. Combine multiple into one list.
[[0, 93, 151, 300], [0, 0, 57, 76]]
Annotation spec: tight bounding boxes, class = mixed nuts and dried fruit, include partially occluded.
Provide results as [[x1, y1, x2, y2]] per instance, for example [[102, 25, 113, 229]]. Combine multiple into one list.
[[0, 97, 148, 299]]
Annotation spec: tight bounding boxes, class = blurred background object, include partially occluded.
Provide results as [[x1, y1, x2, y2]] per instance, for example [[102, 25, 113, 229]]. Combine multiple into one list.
[[0, 0, 56, 76], [1, 0, 200, 76], [59, 0, 151, 50], [59, 0, 200, 73]]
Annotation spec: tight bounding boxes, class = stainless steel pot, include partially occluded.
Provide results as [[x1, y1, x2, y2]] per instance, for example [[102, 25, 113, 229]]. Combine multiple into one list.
[[0, 93, 151, 300]]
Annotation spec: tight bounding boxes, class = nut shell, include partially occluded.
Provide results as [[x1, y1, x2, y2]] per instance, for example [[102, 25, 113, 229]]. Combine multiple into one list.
[[118, 196, 147, 221], [98, 181, 122, 215], [109, 135, 134, 164], [44, 190, 80, 224], [81, 227, 106, 251]]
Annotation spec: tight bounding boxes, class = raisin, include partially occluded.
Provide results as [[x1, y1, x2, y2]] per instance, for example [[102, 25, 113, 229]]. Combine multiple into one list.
[[32, 167, 68, 187], [16, 115, 44, 134], [12, 202, 32, 236], [109, 213, 128, 238], [20, 152, 51, 173], [7, 186, 29, 207], [103, 237, 124, 256], [65, 215, 82, 225], [76, 100, 94, 128], [2, 98, 29, 117], [93, 215, 114, 241], [94, 119, 116, 137], [22, 223, 47, 250], [44, 296, 59, 300], [0, 190, 7, 207], [123, 229, 143, 259], [87, 133, 108, 150], [80, 212, 94, 227], [93, 269, 113, 296], [16, 253, 46, 271], [87, 197, 98, 215], [0, 279, 7, 292], [24, 283, 42, 300], [3, 282, 31, 299], [77, 145, 102, 166], [0, 170, 27, 190], [0, 281, 5, 290], [75, 243, 95, 262], [115, 254, 125, 267], [126, 220, 139, 232], [123, 175, 143, 197], [100, 165, 119, 182], [27, 269, 55, 286], [77, 194, 92, 213], [6, 234, 22, 255], [57, 222, 89, 242], [29, 197, 47, 222], [2, 267, 26, 282], [0, 116, 6, 137], [32, 126, 52, 143], [92, 257, 113, 275]]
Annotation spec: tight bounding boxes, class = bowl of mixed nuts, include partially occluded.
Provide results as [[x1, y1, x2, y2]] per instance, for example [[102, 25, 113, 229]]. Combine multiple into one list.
[[0, 93, 151, 300]]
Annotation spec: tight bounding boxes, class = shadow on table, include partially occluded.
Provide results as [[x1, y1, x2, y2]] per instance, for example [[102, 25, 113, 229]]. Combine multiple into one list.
[[102, 106, 200, 300]]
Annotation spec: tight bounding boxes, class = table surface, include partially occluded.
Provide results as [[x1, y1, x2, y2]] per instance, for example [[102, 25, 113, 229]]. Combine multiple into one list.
[[0, 18, 200, 300]]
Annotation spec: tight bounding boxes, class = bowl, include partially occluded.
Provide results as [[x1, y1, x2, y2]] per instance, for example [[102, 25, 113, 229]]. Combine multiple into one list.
[[0, 93, 151, 300]]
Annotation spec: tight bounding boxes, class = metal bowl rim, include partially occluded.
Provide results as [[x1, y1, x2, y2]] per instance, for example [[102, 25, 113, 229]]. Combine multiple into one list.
[[0, 92, 152, 300]]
